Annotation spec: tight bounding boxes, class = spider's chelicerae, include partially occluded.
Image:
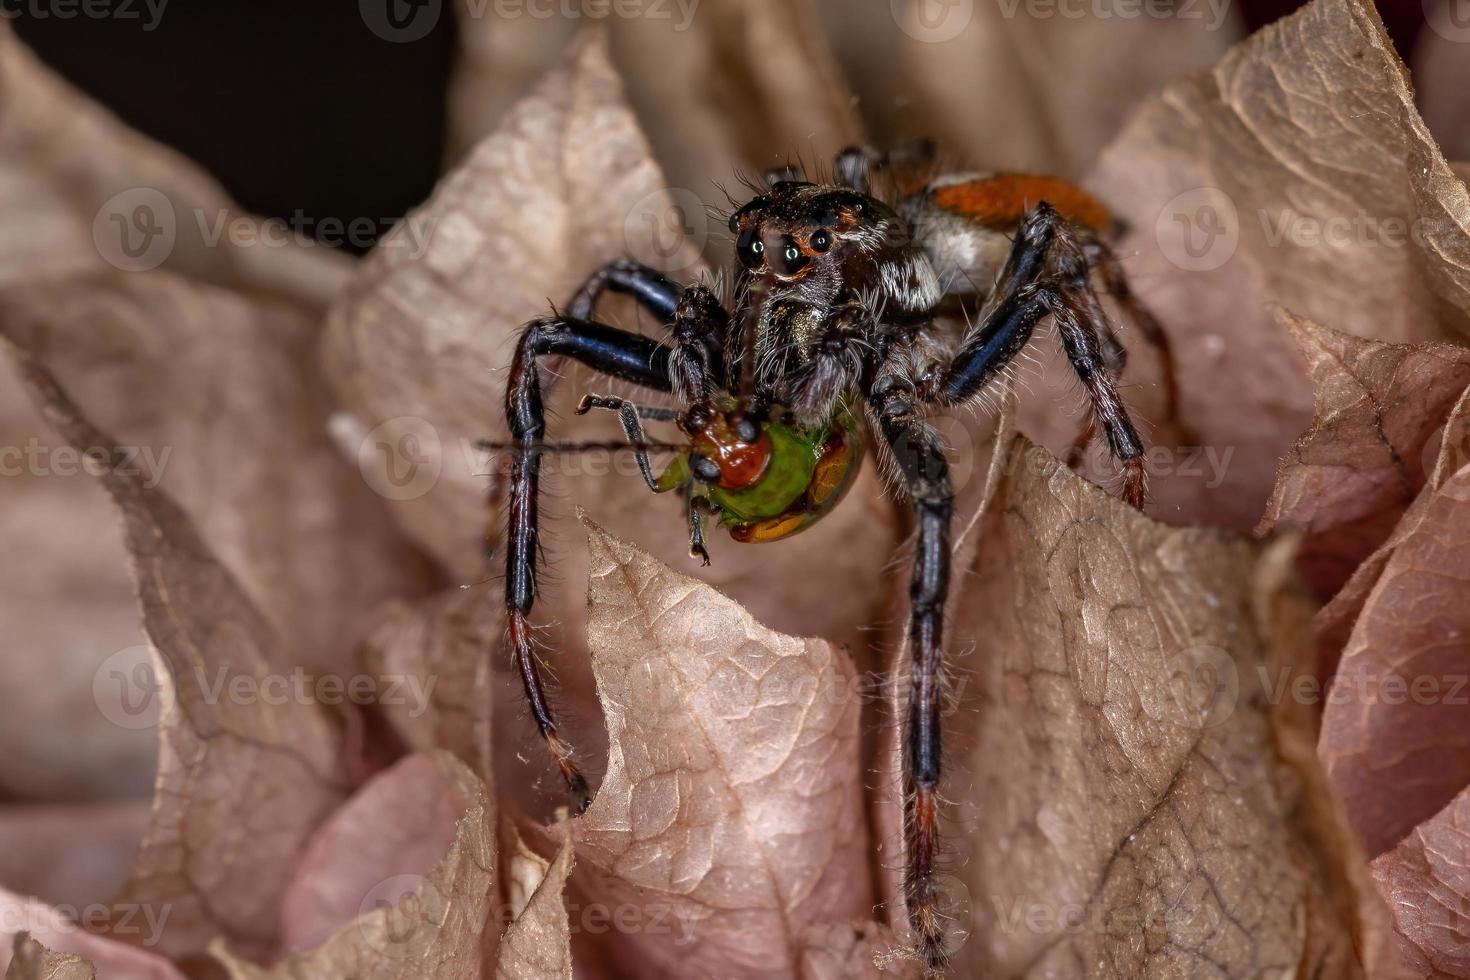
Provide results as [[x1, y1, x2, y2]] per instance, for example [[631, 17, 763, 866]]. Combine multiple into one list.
[[497, 143, 1174, 972]]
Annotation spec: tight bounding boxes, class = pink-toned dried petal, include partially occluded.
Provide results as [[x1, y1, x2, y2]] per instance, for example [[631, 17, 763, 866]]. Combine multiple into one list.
[[0, 800, 149, 911], [1371, 785, 1470, 978], [9, 349, 354, 962], [1258, 308, 1470, 600], [562, 518, 872, 978], [0, 25, 349, 306], [0, 895, 183, 980], [0, 356, 154, 801], [278, 755, 469, 953], [866, 0, 1237, 177], [1086, 0, 1470, 529], [493, 827, 572, 980], [928, 437, 1374, 976], [213, 752, 497, 980], [0, 272, 430, 676], [1319, 465, 1470, 858], [357, 583, 498, 777]]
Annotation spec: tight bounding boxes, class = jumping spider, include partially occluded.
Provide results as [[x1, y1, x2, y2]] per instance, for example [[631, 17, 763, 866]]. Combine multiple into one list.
[[496, 142, 1174, 972]]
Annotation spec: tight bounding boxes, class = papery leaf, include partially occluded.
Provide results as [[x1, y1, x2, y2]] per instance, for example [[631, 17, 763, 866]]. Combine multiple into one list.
[[0, 272, 430, 676], [561, 518, 872, 978], [1371, 785, 1470, 978], [4, 932, 92, 980], [1258, 308, 1470, 600], [213, 751, 497, 980], [1414, 18, 1470, 166], [1318, 464, 1470, 857], [872, 0, 1237, 176], [7, 348, 353, 961], [0, 24, 349, 305], [493, 825, 572, 980], [357, 583, 498, 777], [927, 437, 1377, 976], [0, 356, 154, 800], [1086, 0, 1470, 529]]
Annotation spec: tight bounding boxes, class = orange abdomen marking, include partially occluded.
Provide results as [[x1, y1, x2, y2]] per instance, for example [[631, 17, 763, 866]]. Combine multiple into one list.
[[930, 174, 1112, 233]]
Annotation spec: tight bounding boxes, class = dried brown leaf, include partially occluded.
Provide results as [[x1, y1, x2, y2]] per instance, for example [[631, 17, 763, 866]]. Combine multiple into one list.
[[1258, 308, 1470, 600], [1087, 0, 1470, 529], [357, 583, 498, 776], [214, 751, 496, 980], [0, 272, 429, 675], [1318, 464, 1470, 858], [0, 24, 349, 305], [928, 437, 1373, 976], [1371, 784, 1470, 978], [493, 826, 572, 980], [558, 518, 873, 978], [870, 0, 1237, 177], [7, 348, 353, 962], [1414, 15, 1470, 166], [4, 932, 93, 980]]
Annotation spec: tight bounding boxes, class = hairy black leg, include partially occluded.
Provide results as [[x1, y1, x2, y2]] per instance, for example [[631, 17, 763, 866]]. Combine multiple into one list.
[[567, 258, 681, 323], [504, 316, 674, 811], [936, 203, 1148, 508], [871, 376, 955, 974]]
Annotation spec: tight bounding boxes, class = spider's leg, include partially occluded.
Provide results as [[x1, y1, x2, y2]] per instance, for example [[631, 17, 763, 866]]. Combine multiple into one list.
[[576, 394, 680, 422], [567, 258, 681, 323], [938, 202, 1147, 509], [504, 315, 675, 812], [869, 374, 954, 975]]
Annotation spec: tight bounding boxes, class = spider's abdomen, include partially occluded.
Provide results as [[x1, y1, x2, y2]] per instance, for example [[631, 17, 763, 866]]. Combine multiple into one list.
[[656, 400, 864, 544], [900, 172, 1115, 298]]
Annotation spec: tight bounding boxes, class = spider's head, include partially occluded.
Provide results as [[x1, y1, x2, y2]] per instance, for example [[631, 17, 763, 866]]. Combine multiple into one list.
[[727, 181, 898, 291]]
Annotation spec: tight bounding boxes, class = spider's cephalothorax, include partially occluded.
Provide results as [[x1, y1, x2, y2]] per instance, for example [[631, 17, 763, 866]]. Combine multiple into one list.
[[494, 143, 1177, 975]]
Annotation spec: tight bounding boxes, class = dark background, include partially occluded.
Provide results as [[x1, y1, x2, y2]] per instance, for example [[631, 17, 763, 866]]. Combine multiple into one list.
[[10, 0, 1428, 255]]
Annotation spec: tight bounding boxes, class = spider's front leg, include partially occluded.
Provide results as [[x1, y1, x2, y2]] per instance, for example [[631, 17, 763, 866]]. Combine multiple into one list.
[[936, 201, 1148, 507], [869, 373, 955, 974], [503, 280, 728, 811]]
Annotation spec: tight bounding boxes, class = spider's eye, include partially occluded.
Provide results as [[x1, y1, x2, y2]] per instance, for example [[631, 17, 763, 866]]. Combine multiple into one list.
[[772, 236, 810, 276], [736, 227, 765, 270], [809, 229, 832, 253]]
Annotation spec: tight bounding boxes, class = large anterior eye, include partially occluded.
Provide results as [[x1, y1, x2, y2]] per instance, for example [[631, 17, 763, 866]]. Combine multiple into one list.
[[736, 227, 765, 270], [771, 235, 810, 276]]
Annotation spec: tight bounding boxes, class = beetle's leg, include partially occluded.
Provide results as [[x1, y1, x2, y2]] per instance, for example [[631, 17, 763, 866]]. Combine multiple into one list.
[[936, 202, 1147, 509], [576, 394, 680, 422], [504, 315, 675, 812], [869, 373, 955, 975], [686, 494, 710, 566], [573, 395, 662, 492]]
